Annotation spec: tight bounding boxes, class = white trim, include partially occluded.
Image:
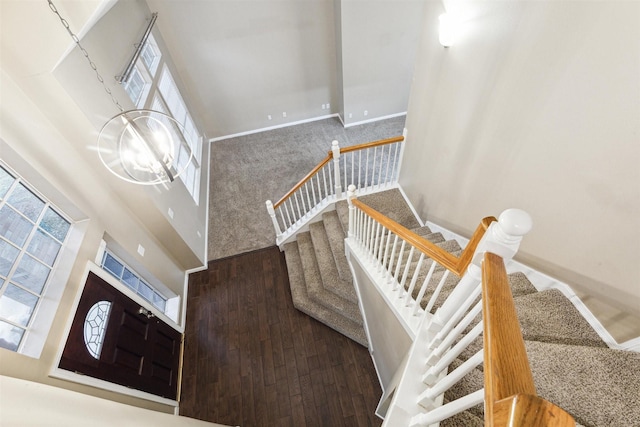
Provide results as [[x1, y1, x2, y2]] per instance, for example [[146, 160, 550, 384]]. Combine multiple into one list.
[[343, 112, 407, 129], [50, 261, 181, 407], [209, 114, 340, 142], [396, 185, 425, 228], [0, 152, 89, 359], [50, 367, 178, 407]]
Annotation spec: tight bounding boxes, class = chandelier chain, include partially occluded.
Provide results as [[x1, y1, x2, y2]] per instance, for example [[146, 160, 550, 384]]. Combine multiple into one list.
[[47, 0, 124, 113]]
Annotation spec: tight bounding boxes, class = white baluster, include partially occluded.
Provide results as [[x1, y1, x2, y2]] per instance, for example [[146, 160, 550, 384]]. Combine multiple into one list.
[[347, 184, 357, 238], [331, 140, 342, 198], [418, 350, 483, 410], [265, 200, 282, 239], [409, 389, 484, 427], [430, 209, 533, 330]]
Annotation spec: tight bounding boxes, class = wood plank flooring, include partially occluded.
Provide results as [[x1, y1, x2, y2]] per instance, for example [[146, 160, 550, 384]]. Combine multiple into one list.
[[179, 246, 383, 427]]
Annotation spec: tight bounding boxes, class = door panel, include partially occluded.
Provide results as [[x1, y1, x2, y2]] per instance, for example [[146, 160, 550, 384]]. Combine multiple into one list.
[[59, 272, 181, 399]]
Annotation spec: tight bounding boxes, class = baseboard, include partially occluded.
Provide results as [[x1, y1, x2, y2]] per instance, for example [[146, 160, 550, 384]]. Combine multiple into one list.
[[209, 114, 341, 142], [343, 112, 407, 129]]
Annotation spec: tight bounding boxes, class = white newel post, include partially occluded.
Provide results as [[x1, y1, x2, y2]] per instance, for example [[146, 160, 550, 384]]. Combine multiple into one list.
[[265, 200, 283, 240], [347, 184, 357, 238], [331, 140, 342, 198], [428, 209, 533, 333]]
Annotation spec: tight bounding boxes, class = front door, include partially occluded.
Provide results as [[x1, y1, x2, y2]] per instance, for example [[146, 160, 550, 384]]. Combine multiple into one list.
[[59, 271, 181, 400]]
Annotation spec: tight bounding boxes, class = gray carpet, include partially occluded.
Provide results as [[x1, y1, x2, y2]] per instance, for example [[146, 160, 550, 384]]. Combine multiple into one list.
[[286, 188, 640, 426], [208, 116, 406, 261]]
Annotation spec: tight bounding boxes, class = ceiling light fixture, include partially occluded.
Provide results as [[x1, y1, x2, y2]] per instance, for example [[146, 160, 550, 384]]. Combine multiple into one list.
[[48, 0, 190, 185]]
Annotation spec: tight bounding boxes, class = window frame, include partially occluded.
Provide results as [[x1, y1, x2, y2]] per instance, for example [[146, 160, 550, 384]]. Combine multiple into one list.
[[99, 248, 169, 314], [0, 160, 84, 359]]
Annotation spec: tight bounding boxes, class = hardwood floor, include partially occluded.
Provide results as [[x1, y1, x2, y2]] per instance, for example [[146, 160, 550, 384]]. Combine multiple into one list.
[[179, 246, 383, 427]]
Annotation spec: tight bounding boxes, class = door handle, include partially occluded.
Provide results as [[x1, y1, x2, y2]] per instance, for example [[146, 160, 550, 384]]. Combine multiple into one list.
[[138, 307, 156, 319]]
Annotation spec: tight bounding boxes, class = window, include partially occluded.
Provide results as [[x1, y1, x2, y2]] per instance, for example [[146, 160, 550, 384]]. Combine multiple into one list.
[[140, 40, 159, 74], [120, 33, 202, 203], [100, 249, 167, 312], [123, 67, 147, 108], [152, 81, 201, 200], [0, 166, 71, 352]]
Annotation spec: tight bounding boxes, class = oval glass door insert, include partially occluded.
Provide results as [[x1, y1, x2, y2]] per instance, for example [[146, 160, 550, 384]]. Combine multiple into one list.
[[83, 301, 112, 359]]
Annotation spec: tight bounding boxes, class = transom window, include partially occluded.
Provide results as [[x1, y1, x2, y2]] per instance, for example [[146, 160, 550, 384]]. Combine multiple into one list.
[[100, 249, 167, 312], [0, 165, 71, 352]]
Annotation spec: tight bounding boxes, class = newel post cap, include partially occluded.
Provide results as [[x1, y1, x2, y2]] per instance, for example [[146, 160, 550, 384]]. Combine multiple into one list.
[[498, 208, 533, 237], [347, 184, 357, 205]]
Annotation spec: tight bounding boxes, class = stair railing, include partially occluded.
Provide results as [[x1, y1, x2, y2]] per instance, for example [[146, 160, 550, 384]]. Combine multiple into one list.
[[346, 192, 576, 425], [265, 134, 405, 245], [346, 184, 496, 334]]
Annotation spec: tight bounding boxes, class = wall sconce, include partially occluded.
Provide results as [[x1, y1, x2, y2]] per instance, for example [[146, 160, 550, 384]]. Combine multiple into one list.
[[439, 13, 457, 47]]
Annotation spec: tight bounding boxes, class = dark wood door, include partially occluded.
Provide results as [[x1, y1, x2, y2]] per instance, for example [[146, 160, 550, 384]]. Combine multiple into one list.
[[59, 271, 181, 400]]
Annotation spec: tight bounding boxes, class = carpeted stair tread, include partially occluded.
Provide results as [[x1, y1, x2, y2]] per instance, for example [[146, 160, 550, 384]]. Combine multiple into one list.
[[410, 225, 433, 236], [309, 220, 358, 303], [297, 232, 363, 325], [283, 241, 367, 347], [356, 189, 422, 229], [526, 340, 640, 427], [440, 406, 484, 427], [514, 289, 607, 348], [443, 357, 484, 421], [335, 188, 421, 233], [508, 271, 539, 297], [321, 210, 353, 283]]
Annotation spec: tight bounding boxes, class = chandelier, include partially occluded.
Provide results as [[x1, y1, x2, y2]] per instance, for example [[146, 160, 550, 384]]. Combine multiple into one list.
[[48, 0, 190, 185]]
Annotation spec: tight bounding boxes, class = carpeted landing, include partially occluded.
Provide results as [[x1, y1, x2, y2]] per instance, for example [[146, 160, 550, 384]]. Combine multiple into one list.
[[282, 188, 640, 427]]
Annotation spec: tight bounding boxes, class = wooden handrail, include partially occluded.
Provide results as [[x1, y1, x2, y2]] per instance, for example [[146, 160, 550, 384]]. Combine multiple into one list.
[[328, 135, 405, 157], [351, 198, 496, 277], [274, 135, 405, 209], [274, 156, 332, 208], [482, 252, 575, 426]]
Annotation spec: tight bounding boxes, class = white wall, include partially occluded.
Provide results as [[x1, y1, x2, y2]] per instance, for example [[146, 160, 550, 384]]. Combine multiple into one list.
[[147, 0, 339, 137], [54, 0, 209, 269], [0, 375, 231, 427], [0, 0, 202, 412], [349, 249, 412, 390], [338, 0, 425, 126], [400, 1, 640, 313]]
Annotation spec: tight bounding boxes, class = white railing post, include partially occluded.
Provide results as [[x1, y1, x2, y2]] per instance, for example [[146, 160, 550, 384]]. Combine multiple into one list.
[[428, 209, 533, 333], [265, 200, 283, 240], [347, 184, 357, 238], [471, 208, 533, 264], [331, 140, 342, 198]]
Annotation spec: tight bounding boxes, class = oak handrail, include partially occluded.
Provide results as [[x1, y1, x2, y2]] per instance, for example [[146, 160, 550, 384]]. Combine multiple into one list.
[[328, 135, 405, 157], [274, 156, 332, 208], [482, 252, 576, 426], [351, 198, 496, 277], [274, 136, 404, 209]]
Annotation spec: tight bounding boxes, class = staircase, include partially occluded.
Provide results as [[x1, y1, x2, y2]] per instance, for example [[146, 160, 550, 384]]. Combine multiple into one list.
[[282, 189, 640, 426]]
